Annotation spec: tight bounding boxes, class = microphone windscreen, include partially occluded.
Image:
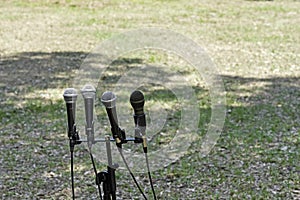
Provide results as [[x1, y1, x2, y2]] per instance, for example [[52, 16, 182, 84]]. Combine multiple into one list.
[[101, 91, 116, 108], [81, 85, 96, 99], [63, 88, 78, 103], [130, 90, 144, 111]]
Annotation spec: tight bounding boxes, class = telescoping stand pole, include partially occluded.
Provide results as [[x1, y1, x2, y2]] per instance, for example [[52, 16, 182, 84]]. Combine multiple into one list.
[[69, 130, 81, 200], [96, 135, 117, 200]]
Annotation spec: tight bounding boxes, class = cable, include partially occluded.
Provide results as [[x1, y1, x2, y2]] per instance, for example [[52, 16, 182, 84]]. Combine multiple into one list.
[[145, 153, 157, 200], [118, 148, 148, 200], [89, 152, 103, 200], [71, 151, 75, 200]]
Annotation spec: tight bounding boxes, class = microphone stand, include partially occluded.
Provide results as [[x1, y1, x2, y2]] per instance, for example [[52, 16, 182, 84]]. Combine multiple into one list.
[[69, 125, 82, 200], [66, 90, 156, 199], [71, 135, 143, 200]]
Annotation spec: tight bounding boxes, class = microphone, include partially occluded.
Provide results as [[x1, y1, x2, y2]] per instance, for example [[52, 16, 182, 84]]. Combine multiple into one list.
[[101, 91, 125, 148], [63, 88, 78, 138], [81, 84, 96, 149], [130, 91, 157, 200], [130, 90, 147, 152]]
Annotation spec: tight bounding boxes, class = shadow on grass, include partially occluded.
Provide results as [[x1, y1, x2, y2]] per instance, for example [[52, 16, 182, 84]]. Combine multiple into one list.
[[0, 51, 299, 199]]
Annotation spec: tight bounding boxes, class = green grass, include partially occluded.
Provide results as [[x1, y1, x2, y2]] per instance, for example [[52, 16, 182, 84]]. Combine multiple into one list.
[[0, 0, 299, 199]]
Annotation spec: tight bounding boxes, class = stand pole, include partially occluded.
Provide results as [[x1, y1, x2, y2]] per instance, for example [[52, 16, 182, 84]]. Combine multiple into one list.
[[70, 137, 76, 200], [99, 135, 117, 200], [69, 129, 81, 200], [70, 150, 75, 200]]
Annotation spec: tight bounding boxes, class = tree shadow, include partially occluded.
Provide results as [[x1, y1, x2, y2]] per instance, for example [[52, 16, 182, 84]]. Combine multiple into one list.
[[0, 51, 299, 198]]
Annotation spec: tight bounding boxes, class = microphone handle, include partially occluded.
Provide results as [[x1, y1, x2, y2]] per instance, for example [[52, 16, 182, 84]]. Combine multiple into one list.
[[135, 114, 146, 134], [106, 107, 120, 139], [105, 107, 126, 148], [133, 114, 147, 153], [84, 98, 95, 146], [66, 102, 76, 138], [135, 114, 146, 128]]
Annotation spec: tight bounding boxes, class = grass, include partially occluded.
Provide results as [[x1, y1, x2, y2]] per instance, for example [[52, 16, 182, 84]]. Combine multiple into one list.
[[0, 0, 299, 199]]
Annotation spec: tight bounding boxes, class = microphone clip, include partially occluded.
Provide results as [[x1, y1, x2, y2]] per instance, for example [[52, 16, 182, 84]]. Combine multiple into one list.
[[113, 128, 127, 148], [69, 125, 82, 152]]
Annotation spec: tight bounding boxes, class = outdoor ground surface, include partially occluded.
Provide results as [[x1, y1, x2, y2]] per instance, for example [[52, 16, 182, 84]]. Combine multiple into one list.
[[0, 0, 299, 199]]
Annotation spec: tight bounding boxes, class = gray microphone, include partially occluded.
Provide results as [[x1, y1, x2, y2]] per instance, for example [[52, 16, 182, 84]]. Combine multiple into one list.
[[81, 85, 96, 148], [63, 88, 78, 138]]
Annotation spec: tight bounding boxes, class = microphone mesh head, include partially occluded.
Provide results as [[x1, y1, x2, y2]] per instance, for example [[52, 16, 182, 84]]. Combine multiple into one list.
[[101, 91, 116, 108], [81, 84, 96, 99], [130, 90, 144, 110], [63, 88, 78, 103]]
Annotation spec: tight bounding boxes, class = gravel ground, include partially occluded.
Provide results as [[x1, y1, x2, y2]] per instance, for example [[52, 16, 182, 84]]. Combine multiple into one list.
[[0, 0, 299, 199]]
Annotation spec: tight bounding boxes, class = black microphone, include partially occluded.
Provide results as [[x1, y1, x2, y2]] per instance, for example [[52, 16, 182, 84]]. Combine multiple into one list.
[[101, 91, 125, 148], [130, 90, 147, 152], [63, 88, 78, 138], [81, 85, 96, 149]]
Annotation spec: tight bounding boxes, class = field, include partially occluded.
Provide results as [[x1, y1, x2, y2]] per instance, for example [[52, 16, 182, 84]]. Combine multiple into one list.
[[0, 0, 299, 199]]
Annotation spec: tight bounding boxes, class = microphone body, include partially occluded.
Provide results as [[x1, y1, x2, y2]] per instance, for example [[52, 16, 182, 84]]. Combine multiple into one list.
[[63, 88, 78, 138], [101, 91, 125, 148], [130, 90, 146, 135], [130, 91, 147, 152], [81, 85, 96, 148]]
